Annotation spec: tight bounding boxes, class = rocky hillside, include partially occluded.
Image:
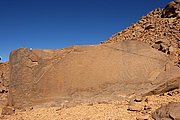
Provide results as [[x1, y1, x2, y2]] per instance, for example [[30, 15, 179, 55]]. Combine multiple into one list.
[[102, 1, 180, 66], [0, 1, 180, 120], [0, 62, 9, 107]]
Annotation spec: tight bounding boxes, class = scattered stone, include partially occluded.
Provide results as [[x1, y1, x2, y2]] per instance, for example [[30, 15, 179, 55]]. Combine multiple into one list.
[[152, 102, 180, 120], [86, 103, 93, 106], [1, 106, 15, 115], [167, 92, 173, 96], [136, 115, 149, 120], [97, 101, 109, 104], [174, 0, 180, 3], [141, 105, 152, 114], [102, 1, 180, 66], [152, 43, 161, 50], [127, 101, 144, 112], [167, 89, 180, 96], [26, 107, 33, 111], [159, 93, 165, 96], [134, 96, 143, 102], [0, 62, 9, 107], [144, 105, 151, 111], [55, 108, 62, 111]]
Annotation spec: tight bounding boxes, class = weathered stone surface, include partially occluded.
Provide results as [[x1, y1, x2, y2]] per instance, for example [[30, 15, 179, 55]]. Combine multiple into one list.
[[136, 115, 149, 120], [1, 106, 15, 115], [162, 1, 180, 18], [134, 96, 143, 102], [0, 62, 9, 107], [102, 1, 180, 66], [174, 0, 180, 3], [152, 102, 180, 120], [127, 102, 144, 112], [8, 41, 180, 109]]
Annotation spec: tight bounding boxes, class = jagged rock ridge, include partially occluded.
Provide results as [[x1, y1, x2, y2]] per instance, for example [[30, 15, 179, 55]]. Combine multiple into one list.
[[102, 1, 180, 66]]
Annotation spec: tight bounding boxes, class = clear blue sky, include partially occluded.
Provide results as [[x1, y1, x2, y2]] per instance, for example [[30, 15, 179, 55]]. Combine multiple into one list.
[[0, 0, 171, 62]]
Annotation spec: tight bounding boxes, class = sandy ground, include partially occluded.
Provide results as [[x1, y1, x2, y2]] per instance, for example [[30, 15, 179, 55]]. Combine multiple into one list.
[[1, 90, 180, 120]]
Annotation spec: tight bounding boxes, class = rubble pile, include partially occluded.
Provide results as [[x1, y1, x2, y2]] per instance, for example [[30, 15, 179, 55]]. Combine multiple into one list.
[[0, 62, 9, 107], [103, 1, 180, 65]]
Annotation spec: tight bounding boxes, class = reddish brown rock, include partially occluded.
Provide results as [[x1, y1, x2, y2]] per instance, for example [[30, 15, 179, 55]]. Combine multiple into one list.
[[136, 115, 149, 120], [152, 102, 180, 120], [0, 62, 9, 107], [174, 0, 180, 3], [162, 1, 180, 18], [8, 41, 180, 109], [127, 102, 144, 112], [102, 1, 180, 66], [1, 106, 15, 115]]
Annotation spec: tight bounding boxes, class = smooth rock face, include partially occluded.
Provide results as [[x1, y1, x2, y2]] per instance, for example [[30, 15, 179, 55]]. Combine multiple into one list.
[[8, 41, 180, 108]]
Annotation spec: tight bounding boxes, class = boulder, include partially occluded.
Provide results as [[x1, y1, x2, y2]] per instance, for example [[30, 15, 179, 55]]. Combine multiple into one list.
[[127, 102, 144, 112], [152, 102, 180, 120], [162, 1, 180, 18], [8, 41, 180, 109], [1, 106, 15, 115], [102, 2, 180, 66]]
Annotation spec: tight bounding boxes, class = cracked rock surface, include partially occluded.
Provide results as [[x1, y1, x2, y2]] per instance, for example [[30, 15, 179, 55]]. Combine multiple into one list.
[[8, 41, 180, 109], [0, 1, 180, 119], [152, 102, 180, 120]]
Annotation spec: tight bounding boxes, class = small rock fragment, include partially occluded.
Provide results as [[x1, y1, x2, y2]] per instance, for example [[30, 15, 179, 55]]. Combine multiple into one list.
[[152, 102, 180, 120], [136, 115, 149, 120], [128, 102, 144, 112], [134, 96, 143, 102], [1, 106, 15, 115]]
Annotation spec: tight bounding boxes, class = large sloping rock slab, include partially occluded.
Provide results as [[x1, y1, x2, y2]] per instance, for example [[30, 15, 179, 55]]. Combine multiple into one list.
[[8, 41, 180, 108]]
